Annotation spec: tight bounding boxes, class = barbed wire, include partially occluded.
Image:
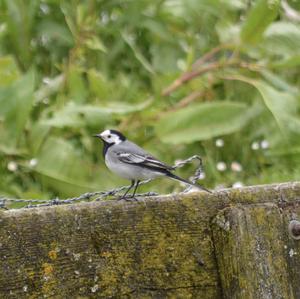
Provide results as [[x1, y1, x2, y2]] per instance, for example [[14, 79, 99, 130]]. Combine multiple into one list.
[[0, 155, 205, 210]]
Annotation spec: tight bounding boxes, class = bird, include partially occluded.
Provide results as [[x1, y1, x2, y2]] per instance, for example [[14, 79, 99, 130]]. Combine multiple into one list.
[[93, 129, 211, 199]]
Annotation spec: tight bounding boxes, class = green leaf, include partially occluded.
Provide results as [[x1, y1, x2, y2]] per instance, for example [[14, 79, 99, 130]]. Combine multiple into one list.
[[271, 55, 300, 69], [87, 69, 111, 99], [60, 2, 77, 37], [42, 99, 153, 129], [216, 20, 240, 43], [27, 121, 51, 156], [261, 70, 298, 93], [121, 31, 156, 74], [0, 56, 20, 87], [155, 101, 259, 144], [85, 36, 107, 52], [0, 69, 35, 149], [150, 44, 183, 73], [142, 19, 172, 41], [35, 74, 65, 103], [240, 0, 280, 44], [263, 22, 300, 59], [3, 0, 39, 68], [34, 137, 98, 196], [269, 146, 300, 157], [97, 98, 153, 114], [67, 67, 88, 103], [41, 103, 110, 129], [226, 76, 300, 136], [37, 20, 74, 47]]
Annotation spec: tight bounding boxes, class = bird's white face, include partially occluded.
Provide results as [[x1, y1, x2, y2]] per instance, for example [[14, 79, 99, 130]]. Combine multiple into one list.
[[99, 130, 123, 144]]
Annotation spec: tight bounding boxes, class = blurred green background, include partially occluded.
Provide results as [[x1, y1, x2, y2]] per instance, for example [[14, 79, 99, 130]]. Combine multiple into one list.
[[0, 0, 300, 204]]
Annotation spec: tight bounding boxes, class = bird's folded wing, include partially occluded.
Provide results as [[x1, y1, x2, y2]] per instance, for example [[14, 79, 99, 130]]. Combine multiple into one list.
[[116, 152, 173, 170]]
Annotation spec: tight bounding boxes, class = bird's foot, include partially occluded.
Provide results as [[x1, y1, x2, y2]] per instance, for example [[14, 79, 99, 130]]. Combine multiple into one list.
[[117, 195, 138, 201], [125, 195, 138, 201]]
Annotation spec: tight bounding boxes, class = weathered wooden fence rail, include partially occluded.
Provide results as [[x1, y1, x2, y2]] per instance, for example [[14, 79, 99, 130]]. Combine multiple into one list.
[[0, 182, 300, 298]]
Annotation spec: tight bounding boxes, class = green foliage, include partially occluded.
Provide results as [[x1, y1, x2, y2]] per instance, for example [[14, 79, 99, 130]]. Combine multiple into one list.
[[240, 0, 280, 44], [156, 101, 256, 143], [0, 0, 299, 202]]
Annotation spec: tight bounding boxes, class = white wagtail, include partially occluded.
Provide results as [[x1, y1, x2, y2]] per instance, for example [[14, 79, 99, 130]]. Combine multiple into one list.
[[94, 129, 211, 198]]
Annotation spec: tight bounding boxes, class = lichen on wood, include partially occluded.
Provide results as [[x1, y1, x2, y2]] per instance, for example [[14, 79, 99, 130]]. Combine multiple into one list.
[[0, 194, 222, 298], [0, 182, 299, 298], [212, 185, 300, 299]]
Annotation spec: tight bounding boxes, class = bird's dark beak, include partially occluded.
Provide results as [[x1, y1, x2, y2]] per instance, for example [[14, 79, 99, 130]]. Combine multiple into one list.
[[93, 134, 102, 139]]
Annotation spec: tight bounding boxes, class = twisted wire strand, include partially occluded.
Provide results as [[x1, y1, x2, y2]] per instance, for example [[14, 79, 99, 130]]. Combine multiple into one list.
[[0, 155, 204, 209]]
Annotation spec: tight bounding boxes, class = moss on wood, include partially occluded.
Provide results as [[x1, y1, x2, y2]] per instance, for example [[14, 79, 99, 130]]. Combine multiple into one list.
[[212, 198, 300, 299], [0, 193, 221, 298], [0, 182, 299, 298]]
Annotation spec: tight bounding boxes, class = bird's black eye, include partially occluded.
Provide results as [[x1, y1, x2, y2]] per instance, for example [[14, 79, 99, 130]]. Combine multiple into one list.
[[107, 134, 111, 138]]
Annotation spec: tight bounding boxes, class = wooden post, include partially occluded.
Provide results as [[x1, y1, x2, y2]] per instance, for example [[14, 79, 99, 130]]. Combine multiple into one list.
[[0, 182, 299, 298], [212, 185, 300, 299], [212, 204, 292, 298], [0, 194, 223, 298]]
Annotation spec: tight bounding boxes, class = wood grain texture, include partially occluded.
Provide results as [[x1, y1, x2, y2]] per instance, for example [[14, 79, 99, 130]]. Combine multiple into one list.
[[281, 201, 300, 298], [0, 182, 299, 298], [212, 198, 300, 299], [0, 194, 222, 298]]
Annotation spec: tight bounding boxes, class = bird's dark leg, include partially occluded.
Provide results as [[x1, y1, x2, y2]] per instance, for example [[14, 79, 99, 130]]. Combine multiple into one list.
[[131, 180, 141, 199], [121, 180, 135, 199]]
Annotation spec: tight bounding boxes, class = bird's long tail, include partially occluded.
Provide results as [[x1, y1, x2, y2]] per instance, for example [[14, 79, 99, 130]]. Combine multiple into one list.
[[166, 172, 212, 193]]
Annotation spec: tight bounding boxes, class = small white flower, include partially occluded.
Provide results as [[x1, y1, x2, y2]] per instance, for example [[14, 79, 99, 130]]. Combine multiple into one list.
[[41, 35, 50, 46], [216, 162, 227, 172], [251, 141, 260, 150], [215, 138, 224, 147], [42, 77, 51, 84], [198, 172, 206, 180], [40, 3, 50, 14], [101, 12, 109, 24], [260, 140, 269, 149], [232, 181, 244, 188], [177, 59, 186, 70], [7, 161, 18, 172], [29, 158, 38, 167], [43, 98, 50, 105], [231, 162, 242, 172]]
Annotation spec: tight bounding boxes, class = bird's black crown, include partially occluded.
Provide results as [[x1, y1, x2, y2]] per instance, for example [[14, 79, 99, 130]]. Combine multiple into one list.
[[109, 129, 126, 141]]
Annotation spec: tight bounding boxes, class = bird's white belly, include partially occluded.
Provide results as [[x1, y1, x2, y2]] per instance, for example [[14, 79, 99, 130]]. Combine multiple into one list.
[[105, 156, 163, 180]]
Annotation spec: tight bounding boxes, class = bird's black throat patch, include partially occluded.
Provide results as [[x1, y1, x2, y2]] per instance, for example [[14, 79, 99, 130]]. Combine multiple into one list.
[[102, 141, 114, 158]]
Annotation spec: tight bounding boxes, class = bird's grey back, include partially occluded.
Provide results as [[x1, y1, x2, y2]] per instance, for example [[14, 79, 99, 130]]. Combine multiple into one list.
[[105, 140, 167, 180], [109, 140, 151, 156]]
